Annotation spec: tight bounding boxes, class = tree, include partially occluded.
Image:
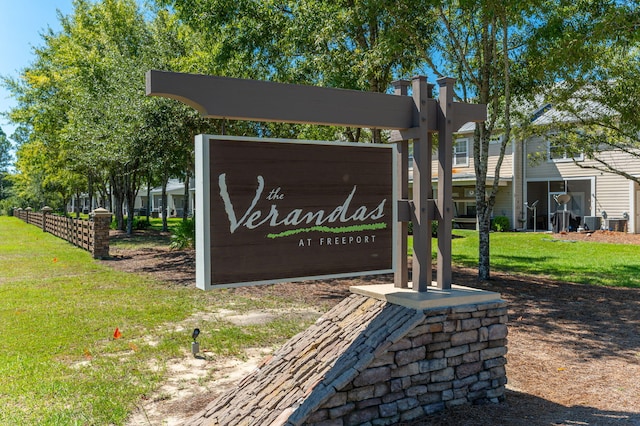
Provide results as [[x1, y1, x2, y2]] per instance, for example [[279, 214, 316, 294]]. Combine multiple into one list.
[[155, 0, 440, 142], [422, 1, 542, 280], [7, 0, 167, 232], [522, 3, 640, 185], [0, 127, 10, 172], [0, 127, 13, 201]]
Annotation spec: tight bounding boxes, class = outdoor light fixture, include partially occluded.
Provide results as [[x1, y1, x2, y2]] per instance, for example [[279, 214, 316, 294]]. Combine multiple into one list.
[[191, 328, 200, 356]]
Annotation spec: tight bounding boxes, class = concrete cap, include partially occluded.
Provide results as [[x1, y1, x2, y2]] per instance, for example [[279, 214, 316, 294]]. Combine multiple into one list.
[[350, 283, 502, 310], [92, 208, 111, 216]]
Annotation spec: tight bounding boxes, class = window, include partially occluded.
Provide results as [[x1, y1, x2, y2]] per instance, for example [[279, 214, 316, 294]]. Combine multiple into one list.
[[453, 138, 469, 166], [548, 141, 583, 162]]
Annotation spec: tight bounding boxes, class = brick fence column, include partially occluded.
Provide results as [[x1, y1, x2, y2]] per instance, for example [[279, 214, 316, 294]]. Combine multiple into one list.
[[41, 206, 52, 232], [25, 207, 32, 225], [16, 208, 23, 220], [91, 208, 111, 259]]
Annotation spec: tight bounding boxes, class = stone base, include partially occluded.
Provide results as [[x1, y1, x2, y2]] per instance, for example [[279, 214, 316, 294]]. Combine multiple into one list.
[[186, 289, 508, 426]]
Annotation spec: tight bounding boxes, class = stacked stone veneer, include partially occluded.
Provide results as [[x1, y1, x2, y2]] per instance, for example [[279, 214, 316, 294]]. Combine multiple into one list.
[[187, 293, 508, 426]]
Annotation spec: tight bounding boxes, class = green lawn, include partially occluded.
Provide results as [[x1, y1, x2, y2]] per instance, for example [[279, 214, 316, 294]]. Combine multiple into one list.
[[3, 220, 640, 425], [418, 230, 640, 287], [0, 217, 315, 425]]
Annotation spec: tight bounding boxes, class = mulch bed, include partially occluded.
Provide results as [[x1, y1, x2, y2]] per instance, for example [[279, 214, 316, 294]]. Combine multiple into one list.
[[104, 230, 640, 425]]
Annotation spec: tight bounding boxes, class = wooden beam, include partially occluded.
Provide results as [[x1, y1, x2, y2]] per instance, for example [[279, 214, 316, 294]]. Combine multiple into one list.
[[146, 70, 415, 130]]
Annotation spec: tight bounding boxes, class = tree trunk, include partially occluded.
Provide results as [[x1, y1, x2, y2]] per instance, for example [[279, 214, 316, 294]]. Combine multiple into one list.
[[124, 183, 138, 236], [125, 191, 136, 235], [123, 163, 140, 236], [477, 210, 491, 281], [161, 178, 168, 232], [110, 173, 125, 231], [183, 173, 190, 221], [75, 191, 81, 219], [88, 173, 94, 213], [146, 178, 151, 223]]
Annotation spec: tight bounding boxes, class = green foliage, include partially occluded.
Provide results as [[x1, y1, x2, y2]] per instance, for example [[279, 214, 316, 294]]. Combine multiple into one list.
[[160, 0, 440, 142], [169, 218, 195, 249], [492, 216, 510, 232], [516, 2, 640, 184], [109, 216, 149, 231], [0, 127, 11, 173], [134, 217, 151, 230], [4, 0, 637, 274], [406, 220, 438, 237]]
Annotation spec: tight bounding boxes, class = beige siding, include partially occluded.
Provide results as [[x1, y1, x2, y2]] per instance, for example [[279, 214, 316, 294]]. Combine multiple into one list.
[[487, 138, 514, 179], [594, 174, 632, 219], [526, 136, 640, 231], [425, 133, 516, 228], [526, 137, 640, 179], [432, 134, 514, 180], [492, 184, 514, 223]]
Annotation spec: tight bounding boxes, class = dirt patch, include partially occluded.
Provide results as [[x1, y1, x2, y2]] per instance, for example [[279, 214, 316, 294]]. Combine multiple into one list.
[[127, 347, 271, 426], [550, 229, 640, 245], [106, 231, 640, 425]]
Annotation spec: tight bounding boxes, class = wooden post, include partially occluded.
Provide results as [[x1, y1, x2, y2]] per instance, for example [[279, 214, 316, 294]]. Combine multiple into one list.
[[392, 79, 410, 289], [436, 78, 455, 289], [411, 76, 434, 292]]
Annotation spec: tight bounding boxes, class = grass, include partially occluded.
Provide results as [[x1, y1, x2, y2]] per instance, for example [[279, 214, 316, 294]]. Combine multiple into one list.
[[0, 217, 317, 425], [412, 230, 640, 287], [3, 219, 640, 425]]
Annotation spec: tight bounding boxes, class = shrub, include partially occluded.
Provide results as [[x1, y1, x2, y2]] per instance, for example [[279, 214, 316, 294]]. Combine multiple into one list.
[[170, 219, 195, 249], [492, 216, 510, 232], [407, 220, 438, 237], [109, 217, 149, 231], [134, 218, 150, 230]]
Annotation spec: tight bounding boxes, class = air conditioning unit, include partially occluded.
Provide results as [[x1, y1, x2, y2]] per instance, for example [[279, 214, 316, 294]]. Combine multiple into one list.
[[583, 216, 601, 231]]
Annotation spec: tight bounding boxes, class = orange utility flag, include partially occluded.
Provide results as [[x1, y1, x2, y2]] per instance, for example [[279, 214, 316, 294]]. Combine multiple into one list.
[[113, 328, 122, 339]]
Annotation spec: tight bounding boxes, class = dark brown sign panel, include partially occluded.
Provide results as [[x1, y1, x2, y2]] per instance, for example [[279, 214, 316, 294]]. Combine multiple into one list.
[[195, 135, 396, 289]]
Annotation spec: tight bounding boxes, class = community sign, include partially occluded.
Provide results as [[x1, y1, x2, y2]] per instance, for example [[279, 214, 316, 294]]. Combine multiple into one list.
[[195, 135, 397, 289]]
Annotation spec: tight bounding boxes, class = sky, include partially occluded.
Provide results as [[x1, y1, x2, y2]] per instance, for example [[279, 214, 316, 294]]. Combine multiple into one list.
[[0, 1, 75, 141]]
